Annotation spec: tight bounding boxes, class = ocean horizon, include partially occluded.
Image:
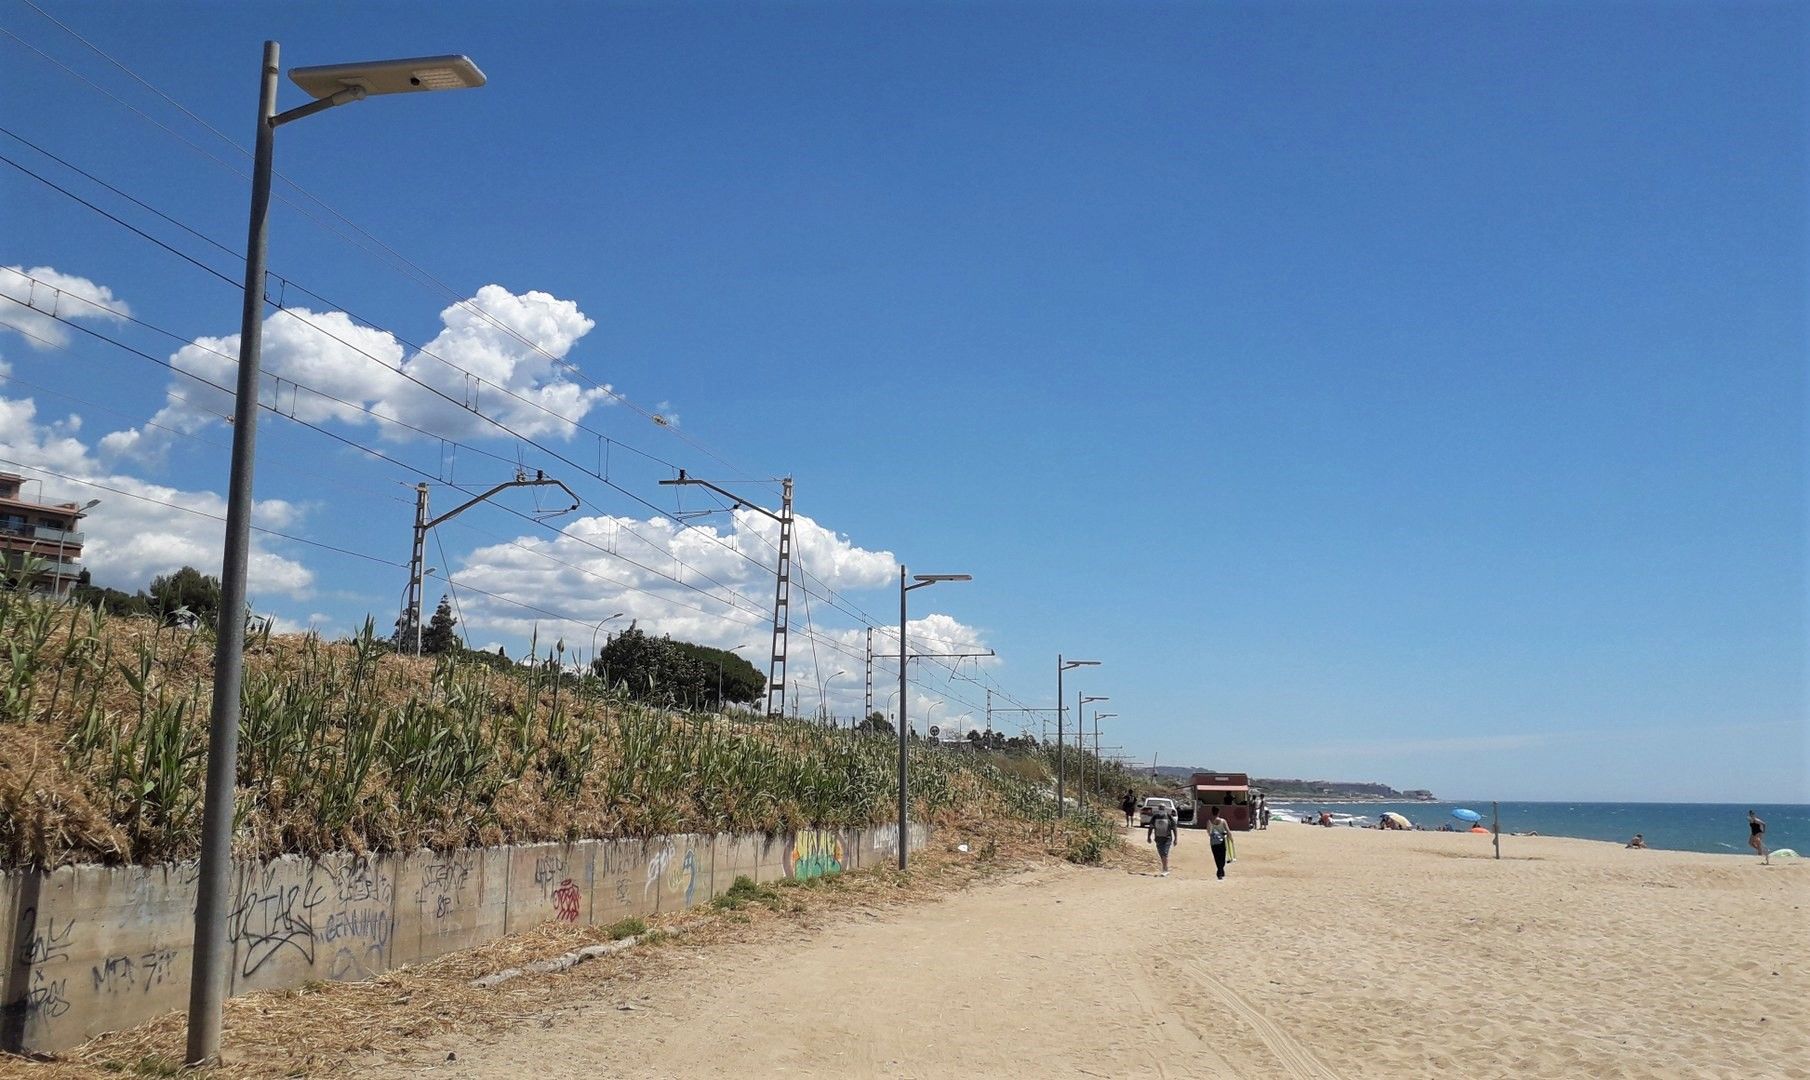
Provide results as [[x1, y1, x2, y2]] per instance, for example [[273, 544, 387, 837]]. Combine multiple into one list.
[[1260, 800, 1807, 856]]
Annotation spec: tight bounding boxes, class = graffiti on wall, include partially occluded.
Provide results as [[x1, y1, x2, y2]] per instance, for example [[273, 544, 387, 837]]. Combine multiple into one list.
[[87, 947, 177, 997], [416, 852, 475, 921], [1, 826, 909, 1056], [533, 853, 566, 898], [595, 842, 635, 913], [321, 859, 394, 980], [644, 841, 674, 900], [663, 847, 699, 908], [229, 867, 325, 977], [4, 907, 76, 1035], [227, 858, 394, 982], [551, 879, 582, 922], [785, 831, 845, 880], [15, 910, 74, 966]]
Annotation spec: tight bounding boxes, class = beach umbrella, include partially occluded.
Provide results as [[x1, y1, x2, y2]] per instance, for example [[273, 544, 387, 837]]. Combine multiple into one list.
[[1381, 811, 1411, 829], [1451, 808, 1482, 823]]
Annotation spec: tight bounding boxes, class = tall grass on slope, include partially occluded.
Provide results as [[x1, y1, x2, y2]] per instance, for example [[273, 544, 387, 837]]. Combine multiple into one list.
[[0, 591, 1098, 869]]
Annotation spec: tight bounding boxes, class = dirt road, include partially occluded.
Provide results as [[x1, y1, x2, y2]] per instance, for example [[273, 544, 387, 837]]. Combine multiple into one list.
[[364, 828, 1333, 1079], [358, 823, 1807, 1079]]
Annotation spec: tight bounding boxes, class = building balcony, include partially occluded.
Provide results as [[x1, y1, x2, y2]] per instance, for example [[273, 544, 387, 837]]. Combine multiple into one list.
[[0, 523, 85, 546]]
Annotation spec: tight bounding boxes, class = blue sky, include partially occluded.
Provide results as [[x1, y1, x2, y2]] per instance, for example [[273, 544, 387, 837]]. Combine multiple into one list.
[[1, 1, 1803, 802]]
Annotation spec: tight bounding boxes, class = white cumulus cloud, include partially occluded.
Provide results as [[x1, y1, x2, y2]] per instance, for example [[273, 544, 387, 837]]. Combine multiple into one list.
[[0, 385, 313, 599], [107, 284, 609, 459], [0, 265, 132, 350], [431, 507, 994, 724]]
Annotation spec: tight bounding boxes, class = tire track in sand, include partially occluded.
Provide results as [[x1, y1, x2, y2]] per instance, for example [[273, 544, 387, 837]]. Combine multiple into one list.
[[1119, 948, 1228, 1079], [1164, 955, 1340, 1080]]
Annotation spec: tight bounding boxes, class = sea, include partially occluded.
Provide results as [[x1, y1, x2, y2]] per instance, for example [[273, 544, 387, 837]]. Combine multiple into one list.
[[1262, 800, 1808, 857]]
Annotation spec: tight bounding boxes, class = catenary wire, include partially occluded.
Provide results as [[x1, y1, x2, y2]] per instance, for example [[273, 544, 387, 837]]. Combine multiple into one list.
[[0, 145, 1019, 716], [0, 152, 999, 667]]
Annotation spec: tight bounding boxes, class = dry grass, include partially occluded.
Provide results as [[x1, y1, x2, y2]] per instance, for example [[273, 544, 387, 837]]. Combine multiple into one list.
[[0, 803, 1131, 1078], [0, 593, 1114, 870]]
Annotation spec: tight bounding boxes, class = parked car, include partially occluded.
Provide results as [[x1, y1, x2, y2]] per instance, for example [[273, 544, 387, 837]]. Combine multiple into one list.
[[1138, 796, 1177, 827]]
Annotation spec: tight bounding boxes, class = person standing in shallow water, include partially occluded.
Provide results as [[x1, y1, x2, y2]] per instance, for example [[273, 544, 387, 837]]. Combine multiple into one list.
[[1206, 806, 1232, 880], [1749, 810, 1769, 865]]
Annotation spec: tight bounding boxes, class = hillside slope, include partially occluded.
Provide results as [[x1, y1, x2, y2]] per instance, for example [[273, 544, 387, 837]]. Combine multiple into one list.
[[0, 592, 1111, 868]]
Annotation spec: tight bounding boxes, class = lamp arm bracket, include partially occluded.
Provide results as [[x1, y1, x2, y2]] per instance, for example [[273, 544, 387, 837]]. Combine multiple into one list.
[[272, 85, 367, 128]]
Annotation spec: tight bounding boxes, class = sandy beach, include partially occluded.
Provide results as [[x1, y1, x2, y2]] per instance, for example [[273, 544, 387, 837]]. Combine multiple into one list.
[[353, 821, 1807, 1079]]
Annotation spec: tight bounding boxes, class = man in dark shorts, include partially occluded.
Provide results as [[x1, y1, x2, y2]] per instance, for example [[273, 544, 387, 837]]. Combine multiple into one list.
[[1146, 803, 1177, 876], [1121, 789, 1138, 827]]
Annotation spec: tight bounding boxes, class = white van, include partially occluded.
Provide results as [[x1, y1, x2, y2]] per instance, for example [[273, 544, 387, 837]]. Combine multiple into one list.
[[1138, 796, 1177, 827]]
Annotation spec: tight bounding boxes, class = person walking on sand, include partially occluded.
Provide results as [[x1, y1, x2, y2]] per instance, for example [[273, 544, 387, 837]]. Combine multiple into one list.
[[1146, 802, 1178, 876], [1206, 806, 1232, 880], [1749, 810, 1769, 864], [1121, 789, 1138, 828]]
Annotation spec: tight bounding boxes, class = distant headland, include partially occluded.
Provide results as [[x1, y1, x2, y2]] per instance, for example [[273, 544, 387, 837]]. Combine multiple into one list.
[[1151, 766, 1436, 803]]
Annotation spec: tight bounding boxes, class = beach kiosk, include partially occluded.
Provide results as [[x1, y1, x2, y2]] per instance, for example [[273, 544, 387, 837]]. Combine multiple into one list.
[[1190, 772, 1254, 830]]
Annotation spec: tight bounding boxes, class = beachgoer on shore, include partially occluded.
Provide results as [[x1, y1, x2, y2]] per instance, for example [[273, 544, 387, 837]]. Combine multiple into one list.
[[1749, 810, 1769, 865], [1259, 803, 1270, 830], [1626, 833, 1646, 849], [1206, 806, 1232, 880], [1146, 803, 1178, 876], [1121, 789, 1137, 828]]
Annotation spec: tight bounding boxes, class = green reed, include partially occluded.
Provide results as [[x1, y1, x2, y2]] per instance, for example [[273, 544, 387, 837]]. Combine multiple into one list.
[[4, 587, 1088, 867]]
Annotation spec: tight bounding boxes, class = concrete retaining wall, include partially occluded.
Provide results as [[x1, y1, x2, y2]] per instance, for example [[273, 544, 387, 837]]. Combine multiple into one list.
[[0, 822, 926, 1054]]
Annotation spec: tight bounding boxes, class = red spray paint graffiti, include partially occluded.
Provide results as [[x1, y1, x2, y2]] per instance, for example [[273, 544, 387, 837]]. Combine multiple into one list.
[[551, 878, 582, 922]]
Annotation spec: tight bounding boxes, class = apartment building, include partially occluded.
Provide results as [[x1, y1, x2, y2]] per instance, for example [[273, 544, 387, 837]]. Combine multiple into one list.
[[0, 472, 93, 596]]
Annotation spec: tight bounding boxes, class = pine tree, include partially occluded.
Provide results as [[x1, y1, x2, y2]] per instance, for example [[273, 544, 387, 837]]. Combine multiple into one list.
[[420, 596, 459, 654]]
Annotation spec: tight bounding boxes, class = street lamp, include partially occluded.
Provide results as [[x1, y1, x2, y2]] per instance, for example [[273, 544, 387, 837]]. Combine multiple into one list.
[[397, 568, 438, 647], [899, 569, 970, 870], [924, 699, 947, 740], [719, 642, 754, 710], [1055, 656, 1100, 817], [1088, 711, 1117, 810], [820, 669, 848, 725], [590, 611, 626, 662], [1078, 694, 1108, 811], [55, 498, 99, 597], [188, 44, 485, 1068]]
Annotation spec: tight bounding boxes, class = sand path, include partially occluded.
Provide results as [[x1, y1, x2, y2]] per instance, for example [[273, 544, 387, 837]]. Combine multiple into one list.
[[365, 823, 1808, 1079]]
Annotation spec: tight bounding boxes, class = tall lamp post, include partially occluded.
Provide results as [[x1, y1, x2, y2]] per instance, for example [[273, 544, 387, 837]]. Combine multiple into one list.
[[899, 568, 969, 869], [1055, 656, 1100, 817], [1078, 694, 1109, 811], [1089, 712, 1117, 809], [924, 700, 946, 741], [819, 669, 848, 725], [56, 498, 99, 597], [397, 567, 438, 645], [187, 45, 486, 1068], [589, 611, 626, 666], [718, 642, 754, 711]]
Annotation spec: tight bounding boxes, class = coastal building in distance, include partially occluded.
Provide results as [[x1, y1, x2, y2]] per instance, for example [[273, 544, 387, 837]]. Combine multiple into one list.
[[0, 472, 93, 597]]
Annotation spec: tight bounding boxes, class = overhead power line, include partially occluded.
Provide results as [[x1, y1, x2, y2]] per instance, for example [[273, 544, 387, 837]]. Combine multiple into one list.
[[0, 63, 1024, 713], [0, 142, 1008, 677]]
